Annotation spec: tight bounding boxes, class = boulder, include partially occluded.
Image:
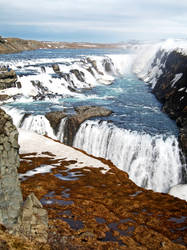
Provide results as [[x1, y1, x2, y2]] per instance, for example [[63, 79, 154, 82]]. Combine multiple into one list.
[[0, 94, 11, 101], [0, 67, 17, 89], [13, 193, 48, 243], [0, 36, 5, 44], [70, 69, 85, 82], [52, 64, 60, 74], [87, 58, 104, 75], [102, 58, 114, 73]]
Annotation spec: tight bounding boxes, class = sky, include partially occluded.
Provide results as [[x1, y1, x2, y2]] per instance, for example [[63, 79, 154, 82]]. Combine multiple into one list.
[[0, 0, 187, 43]]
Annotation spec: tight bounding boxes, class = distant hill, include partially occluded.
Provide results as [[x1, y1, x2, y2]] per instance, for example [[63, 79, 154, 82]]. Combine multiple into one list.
[[0, 35, 120, 54]]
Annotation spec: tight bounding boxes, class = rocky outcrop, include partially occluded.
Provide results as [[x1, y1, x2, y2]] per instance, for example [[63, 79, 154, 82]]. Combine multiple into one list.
[[150, 50, 187, 159], [12, 193, 48, 243], [0, 108, 23, 227], [45, 111, 67, 134], [45, 106, 112, 145], [0, 109, 48, 243], [63, 106, 112, 145], [70, 69, 85, 82], [0, 67, 17, 90]]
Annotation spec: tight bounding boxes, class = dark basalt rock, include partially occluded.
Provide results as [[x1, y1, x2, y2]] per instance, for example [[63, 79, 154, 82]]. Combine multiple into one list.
[[151, 50, 187, 159], [87, 58, 104, 75], [0, 36, 5, 44], [45, 106, 112, 145], [45, 111, 67, 134], [70, 69, 85, 82], [52, 64, 60, 74], [102, 58, 114, 73], [63, 106, 112, 145]]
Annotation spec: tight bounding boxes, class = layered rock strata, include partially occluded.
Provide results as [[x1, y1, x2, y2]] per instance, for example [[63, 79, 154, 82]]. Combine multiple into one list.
[[0, 109, 48, 244], [0, 108, 23, 227]]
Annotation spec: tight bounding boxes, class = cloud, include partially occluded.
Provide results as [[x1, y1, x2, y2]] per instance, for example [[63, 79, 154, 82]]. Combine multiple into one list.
[[0, 0, 187, 42]]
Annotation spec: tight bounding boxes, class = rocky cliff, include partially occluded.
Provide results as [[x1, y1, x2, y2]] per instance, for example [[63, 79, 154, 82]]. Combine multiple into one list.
[[0, 108, 23, 227], [0, 108, 48, 244], [135, 47, 187, 161], [151, 50, 187, 160]]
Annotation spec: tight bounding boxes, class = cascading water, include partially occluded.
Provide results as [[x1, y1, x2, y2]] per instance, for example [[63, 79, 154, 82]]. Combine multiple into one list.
[[56, 117, 67, 142], [73, 120, 183, 193], [2, 106, 56, 139], [0, 44, 186, 194], [20, 115, 55, 139]]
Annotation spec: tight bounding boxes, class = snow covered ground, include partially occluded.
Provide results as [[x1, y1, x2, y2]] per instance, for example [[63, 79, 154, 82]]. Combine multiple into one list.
[[18, 129, 110, 174]]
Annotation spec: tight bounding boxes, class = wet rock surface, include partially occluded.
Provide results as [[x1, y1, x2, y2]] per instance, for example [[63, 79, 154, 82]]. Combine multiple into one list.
[[151, 50, 187, 159], [0, 67, 17, 90], [45, 105, 112, 145], [63, 106, 112, 145], [0, 108, 23, 227], [45, 111, 67, 134], [19, 149, 187, 249]]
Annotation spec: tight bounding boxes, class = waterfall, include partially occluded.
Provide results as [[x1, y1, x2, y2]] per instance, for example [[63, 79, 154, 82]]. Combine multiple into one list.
[[56, 117, 67, 142], [20, 115, 56, 139], [2, 107, 56, 139], [73, 120, 183, 193]]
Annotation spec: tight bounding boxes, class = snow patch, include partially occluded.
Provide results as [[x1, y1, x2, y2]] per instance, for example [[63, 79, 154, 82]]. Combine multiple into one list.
[[18, 129, 110, 174], [169, 184, 187, 201]]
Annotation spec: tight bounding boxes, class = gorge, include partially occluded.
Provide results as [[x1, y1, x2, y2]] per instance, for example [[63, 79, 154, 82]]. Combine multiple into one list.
[[0, 38, 186, 248]]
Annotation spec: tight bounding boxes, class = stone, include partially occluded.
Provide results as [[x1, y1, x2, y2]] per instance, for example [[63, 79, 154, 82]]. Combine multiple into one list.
[[14, 193, 48, 243], [45, 111, 67, 134], [70, 69, 85, 82], [45, 105, 112, 145], [0, 68, 17, 90], [52, 64, 60, 74], [64, 105, 112, 145], [0, 95, 11, 102]]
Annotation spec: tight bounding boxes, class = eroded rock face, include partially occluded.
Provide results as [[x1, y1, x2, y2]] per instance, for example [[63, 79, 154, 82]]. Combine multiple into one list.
[[46, 106, 112, 145], [151, 50, 187, 159], [0, 108, 23, 227], [45, 111, 67, 134], [0, 67, 17, 90]]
